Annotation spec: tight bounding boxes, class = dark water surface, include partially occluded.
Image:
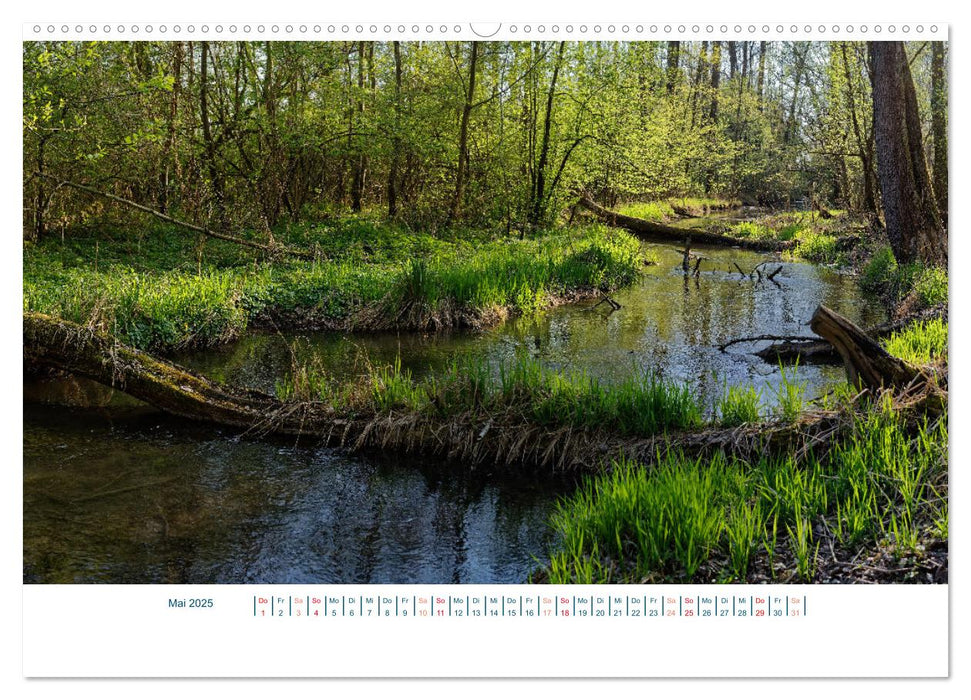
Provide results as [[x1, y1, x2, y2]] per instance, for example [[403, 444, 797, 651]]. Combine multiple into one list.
[[23, 240, 885, 584]]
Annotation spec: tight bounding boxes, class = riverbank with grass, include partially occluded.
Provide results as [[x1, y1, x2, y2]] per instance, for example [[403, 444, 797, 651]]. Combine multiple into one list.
[[538, 319, 948, 584], [24, 221, 644, 352]]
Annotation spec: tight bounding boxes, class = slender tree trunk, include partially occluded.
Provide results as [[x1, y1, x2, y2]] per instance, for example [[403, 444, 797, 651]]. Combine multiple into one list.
[[870, 42, 946, 265], [351, 41, 367, 212], [784, 44, 806, 146], [690, 41, 708, 129], [840, 43, 877, 213], [388, 41, 403, 218], [742, 41, 750, 84], [708, 41, 721, 123], [530, 41, 566, 227], [199, 42, 227, 229], [757, 41, 767, 110], [159, 42, 183, 214], [728, 41, 738, 79], [449, 41, 479, 223], [666, 41, 680, 94], [931, 41, 948, 222]]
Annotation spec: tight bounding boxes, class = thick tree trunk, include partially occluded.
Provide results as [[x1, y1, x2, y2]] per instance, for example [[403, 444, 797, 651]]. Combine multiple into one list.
[[755, 306, 947, 364], [870, 42, 946, 265], [24, 312, 332, 435], [577, 195, 792, 251], [21, 312, 869, 471], [931, 41, 948, 223]]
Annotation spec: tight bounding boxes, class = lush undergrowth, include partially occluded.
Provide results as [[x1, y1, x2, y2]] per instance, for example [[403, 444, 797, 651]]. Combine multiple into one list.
[[861, 246, 948, 315], [544, 397, 947, 584], [543, 318, 948, 583], [278, 354, 707, 437], [24, 221, 642, 351]]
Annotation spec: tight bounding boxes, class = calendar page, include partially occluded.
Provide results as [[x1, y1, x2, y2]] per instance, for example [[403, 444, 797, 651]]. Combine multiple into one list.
[[15, 0, 953, 685]]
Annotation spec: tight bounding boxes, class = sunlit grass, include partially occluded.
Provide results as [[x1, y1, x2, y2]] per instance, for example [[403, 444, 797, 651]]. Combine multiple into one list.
[[24, 223, 641, 350], [546, 399, 947, 583], [882, 319, 948, 365]]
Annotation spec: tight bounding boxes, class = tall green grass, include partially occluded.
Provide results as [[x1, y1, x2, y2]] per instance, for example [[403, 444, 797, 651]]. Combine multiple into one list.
[[546, 398, 946, 583], [882, 319, 948, 365], [292, 354, 706, 437], [861, 246, 948, 311], [24, 223, 641, 351]]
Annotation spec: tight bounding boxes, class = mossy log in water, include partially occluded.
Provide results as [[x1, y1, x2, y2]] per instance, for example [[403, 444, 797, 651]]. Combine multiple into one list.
[[576, 194, 795, 252], [23, 309, 943, 471]]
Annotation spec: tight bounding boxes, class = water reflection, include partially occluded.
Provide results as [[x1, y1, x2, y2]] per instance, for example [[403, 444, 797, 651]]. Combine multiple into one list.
[[23, 241, 885, 584], [24, 405, 569, 584]]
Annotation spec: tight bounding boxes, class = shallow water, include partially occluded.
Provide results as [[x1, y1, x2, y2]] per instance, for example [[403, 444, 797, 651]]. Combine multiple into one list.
[[23, 239, 885, 584], [24, 405, 570, 584], [179, 242, 885, 414]]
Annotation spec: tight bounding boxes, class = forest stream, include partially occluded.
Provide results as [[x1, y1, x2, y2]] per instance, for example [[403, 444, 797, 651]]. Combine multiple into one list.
[[24, 236, 886, 584]]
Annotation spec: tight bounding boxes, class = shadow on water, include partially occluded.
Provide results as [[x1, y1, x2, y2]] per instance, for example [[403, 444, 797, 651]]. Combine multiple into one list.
[[23, 240, 885, 584], [24, 403, 574, 584]]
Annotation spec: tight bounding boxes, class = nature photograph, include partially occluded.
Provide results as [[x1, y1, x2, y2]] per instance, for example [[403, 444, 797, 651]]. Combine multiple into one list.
[[23, 38, 948, 585]]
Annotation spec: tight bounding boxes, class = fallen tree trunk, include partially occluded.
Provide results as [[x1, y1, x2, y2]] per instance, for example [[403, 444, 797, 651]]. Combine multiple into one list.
[[23, 312, 334, 435], [809, 306, 942, 403], [755, 305, 947, 364], [32, 173, 316, 260], [576, 194, 793, 252], [24, 312, 865, 472]]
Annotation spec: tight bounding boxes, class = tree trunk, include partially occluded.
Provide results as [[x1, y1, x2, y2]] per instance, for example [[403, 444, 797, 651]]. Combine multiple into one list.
[[577, 195, 792, 251], [840, 43, 878, 214], [708, 41, 721, 123], [160, 42, 183, 215], [931, 41, 948, 223], [199, 42, 227, 229], [809, 306, 935, 394], [351, 41, 367, 213], [449, 41, 479, 223], [666, 41, 680, 94], [388, 41, 403, 218], [530, 41, 566, 227], [870, 42, 946, 265], [757, 41, 767, 110], [35, 174, 315, 259]]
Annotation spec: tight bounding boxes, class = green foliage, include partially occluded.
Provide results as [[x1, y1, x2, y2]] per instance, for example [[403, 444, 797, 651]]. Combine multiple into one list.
[[546, 400, 948, 583], [716, 384, 762, 427], [792, 231, 841, 264], [882, 319, 948, 365], [24, 223, 640, 351], [339, 354, 704, 438], [615, 201, 675, 222], [861, 246, 898, 290], [861, 247, 947, 312], [774, 362, 806, 422]]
